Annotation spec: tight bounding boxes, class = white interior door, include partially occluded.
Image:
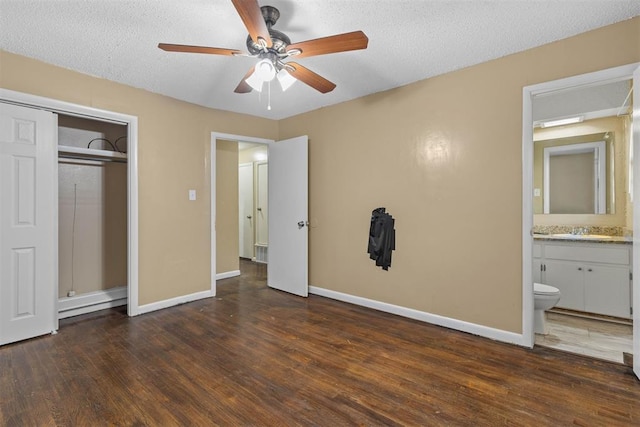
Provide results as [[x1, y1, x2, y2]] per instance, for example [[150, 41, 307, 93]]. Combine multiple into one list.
[[268, 136, 308, 297], [633, 65, 639, 380], [238, 163, 254, 259], [0, 103, 57, 345]]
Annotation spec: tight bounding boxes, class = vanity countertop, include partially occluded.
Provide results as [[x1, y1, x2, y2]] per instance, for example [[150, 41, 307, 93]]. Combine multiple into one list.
[[533, 233, 632, 244]]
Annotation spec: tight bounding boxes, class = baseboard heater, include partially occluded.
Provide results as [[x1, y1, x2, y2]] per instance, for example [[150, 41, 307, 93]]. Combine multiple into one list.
[[58, 286, 127, 319]]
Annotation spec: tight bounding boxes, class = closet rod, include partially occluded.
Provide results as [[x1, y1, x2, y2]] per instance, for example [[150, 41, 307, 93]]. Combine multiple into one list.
[[58, 145, 127, 163], [58, 154, 127, 164]]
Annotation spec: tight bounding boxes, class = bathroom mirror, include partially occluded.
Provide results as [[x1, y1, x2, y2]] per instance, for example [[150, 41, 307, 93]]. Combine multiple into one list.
[[534, 132, 614, 214], [532, 78, 632, 216]]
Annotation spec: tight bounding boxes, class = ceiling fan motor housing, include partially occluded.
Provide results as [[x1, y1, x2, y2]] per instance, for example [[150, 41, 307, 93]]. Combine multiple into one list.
[[246, 6, 290, 55]]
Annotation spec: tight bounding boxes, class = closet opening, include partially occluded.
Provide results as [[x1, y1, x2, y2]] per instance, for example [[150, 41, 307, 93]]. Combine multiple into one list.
[[57, 114, 129, 318]]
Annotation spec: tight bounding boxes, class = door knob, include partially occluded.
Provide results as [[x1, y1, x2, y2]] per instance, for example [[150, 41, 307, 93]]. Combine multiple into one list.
[[247, 215, 252, 219], [297, 221, 308, 229]]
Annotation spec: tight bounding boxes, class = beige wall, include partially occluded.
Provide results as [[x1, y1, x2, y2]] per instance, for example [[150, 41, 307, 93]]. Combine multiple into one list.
[[216, 140, 240, 274], [534, 116, 629, 227], [0, 50, 278, 306], [1, 16, 638, 332], [548, 152, 595, 213], [278, 17, 640, 333]]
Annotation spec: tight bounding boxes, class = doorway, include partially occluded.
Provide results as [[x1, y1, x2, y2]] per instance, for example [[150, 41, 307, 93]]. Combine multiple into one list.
[[238, 142, 269, 262], [521, 64, 639, 374], [211, 132, 309, 298]]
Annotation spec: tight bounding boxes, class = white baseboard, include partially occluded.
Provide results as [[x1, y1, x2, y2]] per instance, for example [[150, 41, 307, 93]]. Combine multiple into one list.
[[216, 270, 241, 280], [134, 289, 214, 316], [58, 286, 127, 319], [309, 286, 527, 347]]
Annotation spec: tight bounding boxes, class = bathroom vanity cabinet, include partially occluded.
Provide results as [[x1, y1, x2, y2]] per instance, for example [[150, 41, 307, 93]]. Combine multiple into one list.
[[533, 239, 632, 319]]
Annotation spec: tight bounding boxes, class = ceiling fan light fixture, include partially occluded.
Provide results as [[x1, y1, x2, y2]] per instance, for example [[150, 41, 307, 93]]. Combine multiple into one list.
[[255, 59, 276, 81], [277, 68, 296, 91], [245, 71, 264, 92]]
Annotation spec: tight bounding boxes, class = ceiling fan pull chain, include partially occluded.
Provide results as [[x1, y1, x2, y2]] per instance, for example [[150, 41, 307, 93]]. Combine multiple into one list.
[[268, 80, 272, 111]]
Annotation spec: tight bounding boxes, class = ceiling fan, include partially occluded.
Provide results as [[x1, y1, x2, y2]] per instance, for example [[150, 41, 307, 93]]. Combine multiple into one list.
[[158, 0, 368, 95]]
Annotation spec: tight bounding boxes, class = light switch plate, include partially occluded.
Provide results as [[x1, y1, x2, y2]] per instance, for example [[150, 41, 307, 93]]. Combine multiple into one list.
[[534, 188, 541, 197], [189, 189, 196, 201]]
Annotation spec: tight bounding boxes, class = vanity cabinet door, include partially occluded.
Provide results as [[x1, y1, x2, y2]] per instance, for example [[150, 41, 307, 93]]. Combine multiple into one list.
[[584, 265, 631, 318], [544, 260, 584, 311], [533, 259, 543, 283]]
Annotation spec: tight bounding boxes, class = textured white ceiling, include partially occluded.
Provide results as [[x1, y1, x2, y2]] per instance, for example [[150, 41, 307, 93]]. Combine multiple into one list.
[[1, 1, 639, 120]]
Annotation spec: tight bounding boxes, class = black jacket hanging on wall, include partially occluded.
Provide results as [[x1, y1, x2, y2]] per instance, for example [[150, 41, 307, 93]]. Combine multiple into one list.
[[367, 207, 395, 270]]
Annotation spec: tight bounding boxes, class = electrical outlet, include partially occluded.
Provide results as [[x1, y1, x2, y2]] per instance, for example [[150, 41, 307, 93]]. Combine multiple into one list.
[[67, 290, 76, 297], [189, 189, 196, 201]]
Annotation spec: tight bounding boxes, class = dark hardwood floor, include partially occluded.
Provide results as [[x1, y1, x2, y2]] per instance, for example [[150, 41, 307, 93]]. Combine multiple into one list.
[[1, 259, 638, 426]]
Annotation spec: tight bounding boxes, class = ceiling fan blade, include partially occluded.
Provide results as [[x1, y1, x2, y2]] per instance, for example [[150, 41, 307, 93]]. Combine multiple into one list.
[[286, 31, 368, 58], [158, 43, 243, 56], [234, 66, 256, 93], [286, 62, 336, 93], [231, 0, 272, 48]]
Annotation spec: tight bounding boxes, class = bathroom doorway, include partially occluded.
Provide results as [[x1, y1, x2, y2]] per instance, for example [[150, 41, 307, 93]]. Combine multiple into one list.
[[522, 64, 639, 375]]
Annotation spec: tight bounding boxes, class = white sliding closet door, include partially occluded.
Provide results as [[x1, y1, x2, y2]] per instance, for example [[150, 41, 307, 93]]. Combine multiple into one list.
[[0, 103, 57, 345]]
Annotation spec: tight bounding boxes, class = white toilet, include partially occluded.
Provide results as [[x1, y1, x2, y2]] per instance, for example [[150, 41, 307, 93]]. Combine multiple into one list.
[[534, 283, 561, 335]]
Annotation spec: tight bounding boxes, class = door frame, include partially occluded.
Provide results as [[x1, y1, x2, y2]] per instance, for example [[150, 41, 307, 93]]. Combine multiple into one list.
[[254, 160, 269, 248], [238, 161, 255, 259], [521, 62, 639, 348], [0, 88, 140, 316], [210, 132, 273, 295]]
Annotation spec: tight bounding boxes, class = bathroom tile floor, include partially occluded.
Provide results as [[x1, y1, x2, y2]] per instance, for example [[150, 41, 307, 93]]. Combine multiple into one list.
[[535, 312, 632, 364]]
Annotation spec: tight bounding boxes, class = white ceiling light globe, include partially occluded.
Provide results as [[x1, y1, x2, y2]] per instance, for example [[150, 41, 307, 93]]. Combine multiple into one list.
[[255, 59, 276, 81]]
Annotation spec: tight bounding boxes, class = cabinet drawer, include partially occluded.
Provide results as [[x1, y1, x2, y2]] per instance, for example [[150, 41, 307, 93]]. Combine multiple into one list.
[[544, 244, 629, 265]]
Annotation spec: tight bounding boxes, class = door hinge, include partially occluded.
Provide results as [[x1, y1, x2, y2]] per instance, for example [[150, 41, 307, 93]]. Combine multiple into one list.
[[631, 306, 633, 316], [630, 271, 633, 281]]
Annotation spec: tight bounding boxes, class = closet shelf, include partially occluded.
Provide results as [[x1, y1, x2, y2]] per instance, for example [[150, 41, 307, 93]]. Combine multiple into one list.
[[58, 145, 127, 162]]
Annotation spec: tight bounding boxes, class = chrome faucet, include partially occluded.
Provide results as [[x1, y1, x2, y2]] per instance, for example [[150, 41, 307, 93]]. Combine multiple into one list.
[[571, 227, 588, 235]]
